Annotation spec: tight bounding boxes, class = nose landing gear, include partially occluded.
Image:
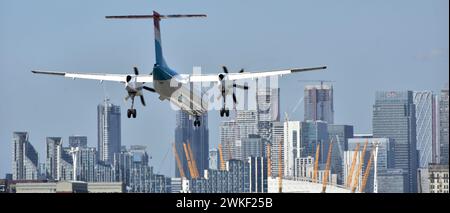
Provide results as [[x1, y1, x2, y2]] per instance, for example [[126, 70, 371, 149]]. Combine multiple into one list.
[[127, 94, 138, 119]]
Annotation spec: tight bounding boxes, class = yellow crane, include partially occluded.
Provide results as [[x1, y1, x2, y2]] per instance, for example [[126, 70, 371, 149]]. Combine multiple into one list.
[[183, 143, 196, 179], [218, 143, 225, 170], [312, 143, 320, 183], [346, 143, 360, 188], [187, 142, 199, 178], [267, 143, 272, 177], [172, 143, 186, 178], [360, 148, 374, 193], [321, 140, 334, 193], [351, 140, 369, 193]]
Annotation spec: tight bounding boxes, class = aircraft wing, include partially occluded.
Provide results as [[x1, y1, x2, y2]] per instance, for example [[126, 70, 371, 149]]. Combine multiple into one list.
[[31, 70, 153, 83], [188, 66, 326, 82]]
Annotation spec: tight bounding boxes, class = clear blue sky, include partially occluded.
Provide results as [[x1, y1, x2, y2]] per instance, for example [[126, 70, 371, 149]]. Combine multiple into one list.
[[1, 0, 448, 177]]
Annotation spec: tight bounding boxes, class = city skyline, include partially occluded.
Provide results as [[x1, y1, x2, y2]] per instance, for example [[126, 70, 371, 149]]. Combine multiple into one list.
[[1, 0, 448, 178]]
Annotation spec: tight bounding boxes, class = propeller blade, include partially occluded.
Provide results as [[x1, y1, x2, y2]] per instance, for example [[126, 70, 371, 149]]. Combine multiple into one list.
[[143, 86, 156, 92], [126, 75, 132, 83], [239, 69, 244, 73], [232, 93, 237, 104], [134, 67, 139, 75], [233, 84, 249, 90], [222, 66, 229, 74], [140, 95, 146, 106]]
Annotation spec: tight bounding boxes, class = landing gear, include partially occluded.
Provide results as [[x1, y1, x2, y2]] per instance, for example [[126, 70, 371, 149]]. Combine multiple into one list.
[[127, 109, 137, 118], [127, 95, 137, 119], [220, 108, 230, 117], [193, 116, 201, 127]]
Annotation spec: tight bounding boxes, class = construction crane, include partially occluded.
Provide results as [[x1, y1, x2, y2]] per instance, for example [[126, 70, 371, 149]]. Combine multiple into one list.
[[346, 143, 360, 188], [187, 142, 199, 178], [172, 143, 186, 178], [312, 143, 320, 183], [218, 143, 225, 170], [183, 143, 196, 179], [321, 139, 334, 193], [351, 140, 369, 193], [267, 143, 272, 177], [360, 148, 374, 193]]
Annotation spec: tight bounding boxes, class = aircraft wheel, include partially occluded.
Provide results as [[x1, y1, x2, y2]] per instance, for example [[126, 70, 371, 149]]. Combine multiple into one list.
[[132, 109, 137, 118], [127, 109, 132, 118], [225, 109, 230, 117]]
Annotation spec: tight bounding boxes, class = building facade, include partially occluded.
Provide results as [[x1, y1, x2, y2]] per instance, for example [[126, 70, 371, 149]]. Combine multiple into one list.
[[69, 136, 88, 148], [97, 98, 121, 165], [174, 111, 209, 179], [284, 121, 301, 177], [304, 84, 334, 124], [373, 91, 418, 192], [345, 138, 394, 192], [12, 132, 39, 180], [413, 91, 439, 167], [440, 86, 449, 164], [328, 124, 354, 184]]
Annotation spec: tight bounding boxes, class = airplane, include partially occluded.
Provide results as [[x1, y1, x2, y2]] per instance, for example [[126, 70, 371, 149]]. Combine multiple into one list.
[[32, 11, 327, 127]]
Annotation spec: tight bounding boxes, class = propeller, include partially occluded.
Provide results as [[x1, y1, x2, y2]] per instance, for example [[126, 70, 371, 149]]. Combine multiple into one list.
[[125, 67, 156, 107], [219, 66, 249, 105]]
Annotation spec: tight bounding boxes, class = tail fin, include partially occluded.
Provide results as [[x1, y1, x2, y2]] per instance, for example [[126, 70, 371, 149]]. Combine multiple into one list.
[[106, 11, 206, 68]]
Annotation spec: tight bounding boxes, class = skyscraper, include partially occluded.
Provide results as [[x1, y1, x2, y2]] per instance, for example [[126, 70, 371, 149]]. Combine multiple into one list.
[[46, 137, 74, 181], [439, 85, 449, 165], [301, 120, 329, 165], [46, 137, 62, 180], [413, 91, 439, 167], [328, 124, 354, 184], [209, 149, 219, 170], [256, 88, 280, 172], [345, 138, 394, 192], [236, 110, 258, 140], [304, 84, 334, 124], [12, 132, 39, 180], [219, 120, 238, 161], [284, 121, 300, 177], [270, 121, 284, 177], [97, 98, 121, 164], [174, 110, 209, 179], [248, 156, 268, 193], [373, 91, 418, 192], [69, 136, 88, 148], [257, 88, 280, 122], [240, 134, 264, 161], [257, 88, 280, 142], [78, 147, 97, 182]]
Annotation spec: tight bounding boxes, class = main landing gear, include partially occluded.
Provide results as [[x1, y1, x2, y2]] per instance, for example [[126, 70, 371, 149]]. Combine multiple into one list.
[[220, 108, 230, 117], [193, 115, 201, 127]]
